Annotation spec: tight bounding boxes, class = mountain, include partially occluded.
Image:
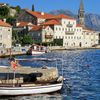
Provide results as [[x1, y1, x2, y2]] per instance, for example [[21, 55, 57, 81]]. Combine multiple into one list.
[[49, 9, 100, 31]]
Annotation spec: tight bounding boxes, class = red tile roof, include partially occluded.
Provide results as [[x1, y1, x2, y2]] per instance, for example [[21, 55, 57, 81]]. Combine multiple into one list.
[[47, 14, 75, 20], [76, 24, 82, 27], [0, 20, 11, 27], [26, 10, 55, 19], [42, 19, 60, 25], [17, 22, 33, 27], [30, 25, 42, 31]]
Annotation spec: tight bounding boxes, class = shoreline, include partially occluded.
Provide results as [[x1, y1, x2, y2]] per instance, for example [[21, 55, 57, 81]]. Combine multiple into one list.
[[0, 46, 100, 58], [49, 46, 100, 51], [0, 52, 26, 58]]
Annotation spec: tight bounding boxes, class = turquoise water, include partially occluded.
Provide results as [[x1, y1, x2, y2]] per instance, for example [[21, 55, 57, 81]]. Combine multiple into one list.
[[0, 49, 100, 100]]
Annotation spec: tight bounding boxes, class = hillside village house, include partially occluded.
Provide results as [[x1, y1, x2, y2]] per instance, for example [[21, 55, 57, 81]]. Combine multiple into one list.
[[17, 9, 54, 25], [0, 20, 12, 49], [14, 22, 33, 36]]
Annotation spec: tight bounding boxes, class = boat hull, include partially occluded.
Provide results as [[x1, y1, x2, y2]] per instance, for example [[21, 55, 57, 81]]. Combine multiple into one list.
[[0, 83, 62, 96], [32, 50, 45, 55]]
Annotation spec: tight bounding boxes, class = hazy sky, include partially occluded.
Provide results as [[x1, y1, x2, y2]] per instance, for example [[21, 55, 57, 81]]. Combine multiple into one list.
[[0, 0, 99, 14]]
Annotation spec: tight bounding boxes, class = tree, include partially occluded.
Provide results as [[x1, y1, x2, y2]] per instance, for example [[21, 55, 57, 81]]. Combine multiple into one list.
[[12, 30, 19, 46], [22, 34, 33, 45], [0, 6, 9, 17], [6, 17, 16, 25], [15, 5, 21, 14]]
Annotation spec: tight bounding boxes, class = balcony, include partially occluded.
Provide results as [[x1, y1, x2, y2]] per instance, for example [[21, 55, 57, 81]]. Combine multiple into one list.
[[45, 35, 53, 39], [67, 24, 73, 27]]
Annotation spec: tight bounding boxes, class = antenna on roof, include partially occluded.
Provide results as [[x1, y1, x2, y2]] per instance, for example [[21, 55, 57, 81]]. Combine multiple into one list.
[[41, 12, 44, 15]]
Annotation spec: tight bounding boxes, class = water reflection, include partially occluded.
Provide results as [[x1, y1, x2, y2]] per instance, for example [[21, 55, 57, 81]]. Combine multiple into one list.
[[0, 94, 64, 100]]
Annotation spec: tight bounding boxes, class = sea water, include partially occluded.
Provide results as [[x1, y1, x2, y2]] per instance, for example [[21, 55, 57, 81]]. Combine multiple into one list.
[[0, 49, 100, 100]]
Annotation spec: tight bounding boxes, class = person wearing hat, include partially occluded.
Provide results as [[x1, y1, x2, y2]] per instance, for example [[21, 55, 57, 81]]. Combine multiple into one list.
[[9, 57, 17, 70]]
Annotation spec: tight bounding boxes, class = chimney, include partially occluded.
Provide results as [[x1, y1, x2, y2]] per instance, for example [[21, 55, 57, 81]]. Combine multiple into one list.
[[16, 22, 20, 26], [41, 12, 44, 15], [3, 18, 6, 22]]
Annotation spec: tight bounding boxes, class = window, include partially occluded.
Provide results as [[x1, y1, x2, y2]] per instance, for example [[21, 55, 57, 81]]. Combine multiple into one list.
[[0, 43, 2, 46], [87, 33, 89, 35], [0, 35, 2, 40], [74, 36, 76, 39], [68, 21, 70, 24], [8, 29, 10, 31], [56, 27, 57, 30]]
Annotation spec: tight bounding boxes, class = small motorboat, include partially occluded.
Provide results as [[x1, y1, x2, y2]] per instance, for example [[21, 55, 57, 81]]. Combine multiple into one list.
[[26, 44, 47, 55]]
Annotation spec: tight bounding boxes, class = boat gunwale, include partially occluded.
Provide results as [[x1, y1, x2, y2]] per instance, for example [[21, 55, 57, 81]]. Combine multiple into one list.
[[0, 82, 62, 90]]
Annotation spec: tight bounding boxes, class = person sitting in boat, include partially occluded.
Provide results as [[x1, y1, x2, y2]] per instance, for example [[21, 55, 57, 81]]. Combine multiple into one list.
[[8, 57, 18, 70]]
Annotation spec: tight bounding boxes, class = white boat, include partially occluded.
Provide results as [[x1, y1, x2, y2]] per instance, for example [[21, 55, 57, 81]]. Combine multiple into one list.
[[27, 44, 47, 55], [0, 82, 62, 96], [0, 58, 64, 96]]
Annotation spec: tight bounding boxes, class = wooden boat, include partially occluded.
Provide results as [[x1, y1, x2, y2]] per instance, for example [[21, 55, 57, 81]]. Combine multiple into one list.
[[26, 44, 47, 55], [0, 58, 63, 96]]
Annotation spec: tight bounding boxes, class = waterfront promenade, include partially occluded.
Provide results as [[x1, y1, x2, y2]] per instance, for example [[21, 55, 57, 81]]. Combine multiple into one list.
[[1, 45, 100, 57], [0, 46, 29, 58]]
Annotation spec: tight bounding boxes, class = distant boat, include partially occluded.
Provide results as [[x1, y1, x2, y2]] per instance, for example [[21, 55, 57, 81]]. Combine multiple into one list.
[[26, 44, 47, 55]]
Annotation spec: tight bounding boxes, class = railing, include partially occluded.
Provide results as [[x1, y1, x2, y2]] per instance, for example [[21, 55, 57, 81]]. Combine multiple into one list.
[[67, 24, 73, 27]]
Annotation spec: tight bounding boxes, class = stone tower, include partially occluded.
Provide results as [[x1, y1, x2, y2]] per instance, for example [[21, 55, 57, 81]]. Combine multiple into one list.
[[32, 4, 35, 11], [78, 0, 85, 27]]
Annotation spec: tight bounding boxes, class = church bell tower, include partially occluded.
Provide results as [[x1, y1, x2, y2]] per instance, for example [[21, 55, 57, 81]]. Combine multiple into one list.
[[78, 0, 85, 27]]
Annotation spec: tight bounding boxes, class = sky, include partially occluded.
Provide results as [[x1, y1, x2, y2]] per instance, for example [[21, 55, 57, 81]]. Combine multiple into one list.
[[0, 0, 100, 14]]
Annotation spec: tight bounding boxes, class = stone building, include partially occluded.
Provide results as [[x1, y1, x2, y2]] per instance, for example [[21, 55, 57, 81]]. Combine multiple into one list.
[[0, 20, 12, 49]]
